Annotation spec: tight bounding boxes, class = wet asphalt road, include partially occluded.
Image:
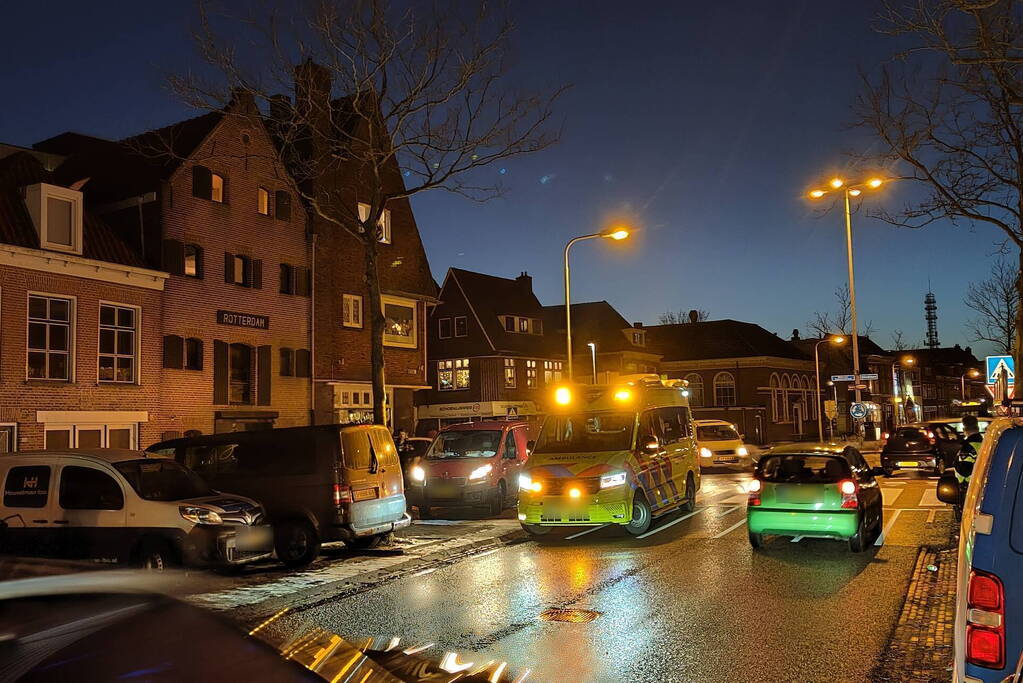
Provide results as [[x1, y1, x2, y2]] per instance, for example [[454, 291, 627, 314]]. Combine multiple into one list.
[[259, 469, 953, 683]]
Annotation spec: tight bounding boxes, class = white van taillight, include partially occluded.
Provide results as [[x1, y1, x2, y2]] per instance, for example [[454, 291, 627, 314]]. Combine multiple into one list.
[[333, 484, 352, 506], [966, 569, 1005, 669], [839, 479, 859, 509], [747, 479, 762, 506]]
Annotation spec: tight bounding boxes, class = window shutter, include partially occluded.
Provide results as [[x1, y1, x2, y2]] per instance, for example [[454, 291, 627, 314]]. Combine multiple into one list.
[[257, 345, 272, 406], [251, 259, 263, 289], [194, 246, 205, 279], [213, 340, 229, 404], [275, 191, 292, 220], [296, 349, 311, 378], [162, 239, 185, 276], [192, 165, 212, 199], [279, 348, 294, 376], [162, 335, 184, 369], [224, 252, 235, 284], [299, 267, 312, 296]]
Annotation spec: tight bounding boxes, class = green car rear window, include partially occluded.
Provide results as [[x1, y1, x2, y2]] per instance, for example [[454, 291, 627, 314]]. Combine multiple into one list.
[[758, 455, 851, 484]]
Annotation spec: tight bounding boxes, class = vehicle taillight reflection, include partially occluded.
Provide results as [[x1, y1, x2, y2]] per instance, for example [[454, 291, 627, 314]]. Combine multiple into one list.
[[747, 478, 762, 506], [839, 479, 858, 509]]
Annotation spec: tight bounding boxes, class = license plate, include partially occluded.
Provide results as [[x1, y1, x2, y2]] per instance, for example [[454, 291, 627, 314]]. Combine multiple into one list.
[[237, 526, 272, 551], [430, 484, 460, 498], [716, 457, 739, 464], [353, 487, 378, 501], [897, 461, 919, 467]]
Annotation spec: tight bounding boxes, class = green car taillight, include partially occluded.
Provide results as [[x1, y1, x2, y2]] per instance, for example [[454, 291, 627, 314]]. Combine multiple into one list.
[[839, 479, 858, 509], [748, 478, 762, 506]]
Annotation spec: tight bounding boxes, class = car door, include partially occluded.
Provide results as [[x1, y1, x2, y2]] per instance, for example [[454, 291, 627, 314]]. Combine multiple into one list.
[[636, 410, 668, 510], [55, 463, 127, 560], [501, 429, 522, 496], [1, 462, 57, 556], [656, 407, 686, 505], [368, 427, 403, 500]]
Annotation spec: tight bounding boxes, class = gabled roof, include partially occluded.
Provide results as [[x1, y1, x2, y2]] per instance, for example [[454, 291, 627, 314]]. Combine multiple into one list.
[[447, 268, 559, 356], [542, 301, 656, 355], [0, 151, 146, 267], [646, 319, 808, 362], [791, 335, 891, 359], [896, 345, 982, 368]]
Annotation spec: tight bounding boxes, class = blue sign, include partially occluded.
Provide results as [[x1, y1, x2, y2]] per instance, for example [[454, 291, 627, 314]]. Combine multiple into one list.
[[986, 355, 1015, 385], [850, 402, 868, 419]]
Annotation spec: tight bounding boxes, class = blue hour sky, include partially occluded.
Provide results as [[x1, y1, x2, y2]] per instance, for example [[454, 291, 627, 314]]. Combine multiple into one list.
[[0, 1, 1006, 356]]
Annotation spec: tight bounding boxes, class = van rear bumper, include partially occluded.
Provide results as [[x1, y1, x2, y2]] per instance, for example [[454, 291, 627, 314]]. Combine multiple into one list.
[[330, 493, 411, 540]]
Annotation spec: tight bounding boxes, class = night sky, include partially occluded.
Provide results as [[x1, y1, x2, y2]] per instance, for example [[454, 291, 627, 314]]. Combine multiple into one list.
[[0, 1, 1004, 356]]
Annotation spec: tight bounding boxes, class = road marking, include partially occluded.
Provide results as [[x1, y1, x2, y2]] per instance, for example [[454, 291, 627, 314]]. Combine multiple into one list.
[[717, 505, 741, 517], [712, 517, 747, 539], [565, 525, 609, 540], [926, 509, 936, 524], [718, 494, 750, 505], [881, 488, 904, 506], [919, 488, 942, 507], [875, 508, 903, 547], [790, 536, 804, 543], [636, 507, 707, 539]]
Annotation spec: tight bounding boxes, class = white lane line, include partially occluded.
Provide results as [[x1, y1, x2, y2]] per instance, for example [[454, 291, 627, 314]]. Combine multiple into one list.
[[875, 508, 903, 547], [717, 505, 741, 517], [919, 488, 942, 507], [790, 536, 804, 543], [565, 525, 609, 540], [636, 507, 708, 539], [718, 494, 751, 505], [881, 488, 904, 506], [712, 517, 747, 539], [926, 509, 936, 524]]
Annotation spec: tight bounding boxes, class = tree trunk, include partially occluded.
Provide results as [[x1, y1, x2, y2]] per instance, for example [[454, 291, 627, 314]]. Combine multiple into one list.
[[365, 236, 387, 425]]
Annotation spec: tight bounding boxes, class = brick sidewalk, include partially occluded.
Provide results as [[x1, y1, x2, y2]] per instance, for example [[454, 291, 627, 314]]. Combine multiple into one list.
[[870, 545, 956, 682]]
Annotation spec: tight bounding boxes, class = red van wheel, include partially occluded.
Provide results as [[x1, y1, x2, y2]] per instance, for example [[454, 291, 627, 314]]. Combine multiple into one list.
[[489, 482, 506, 516]]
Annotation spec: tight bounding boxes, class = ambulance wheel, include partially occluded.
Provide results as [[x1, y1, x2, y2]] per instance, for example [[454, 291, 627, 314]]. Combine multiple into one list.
[[625, 492, 652, 536], [521, 523, 551, 537], [680, 473, 696, 513]]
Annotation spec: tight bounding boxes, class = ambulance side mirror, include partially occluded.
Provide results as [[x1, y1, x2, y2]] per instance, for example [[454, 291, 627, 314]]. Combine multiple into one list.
[[526, 440, 536, 455], [642, 435, 660, 453], [937, 472, 961, 505]]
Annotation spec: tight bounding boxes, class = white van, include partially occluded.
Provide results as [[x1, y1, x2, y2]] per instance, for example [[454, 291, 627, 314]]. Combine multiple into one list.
[[0, 449, 272, 569], [694, 419, 752, 468]]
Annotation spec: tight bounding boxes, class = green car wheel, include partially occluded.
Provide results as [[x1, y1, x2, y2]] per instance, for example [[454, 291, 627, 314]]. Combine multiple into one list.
[[749, 531, 764, 549], [848, 515, 869, 553]]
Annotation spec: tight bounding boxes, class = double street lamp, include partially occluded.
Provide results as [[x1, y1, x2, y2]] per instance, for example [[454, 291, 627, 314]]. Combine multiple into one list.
[[563, 227, 630, 381], [808, 176, 884, 415], [814, 335, 845, 442]]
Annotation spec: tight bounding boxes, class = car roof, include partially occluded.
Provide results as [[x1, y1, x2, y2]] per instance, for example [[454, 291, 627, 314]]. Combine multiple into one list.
[[9, 448, 157, 464], [440, 421, 525, 431], [766, 442, 853, 457], [694, 419, 734, 426]]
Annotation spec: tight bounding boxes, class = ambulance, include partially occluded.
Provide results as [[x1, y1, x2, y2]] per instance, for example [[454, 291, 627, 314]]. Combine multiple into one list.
[[517, 375, 700, 536]]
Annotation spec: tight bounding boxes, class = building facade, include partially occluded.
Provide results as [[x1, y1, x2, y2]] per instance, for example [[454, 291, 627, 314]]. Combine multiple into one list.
[[0, 149, 167, 451], [895, 345, 986, 421]]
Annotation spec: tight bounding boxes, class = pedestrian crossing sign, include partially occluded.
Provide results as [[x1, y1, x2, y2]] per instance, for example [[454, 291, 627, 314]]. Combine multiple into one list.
[[986, 355, 1015, 385]]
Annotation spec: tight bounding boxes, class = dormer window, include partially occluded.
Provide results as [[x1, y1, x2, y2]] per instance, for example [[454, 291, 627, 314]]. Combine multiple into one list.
[[501, 315, 542, 335], [25, 183, 83, 255], [632, 331, 645, 346]]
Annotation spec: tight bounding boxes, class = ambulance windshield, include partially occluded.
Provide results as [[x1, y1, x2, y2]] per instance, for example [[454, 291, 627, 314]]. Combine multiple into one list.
[[534, 412, 635, 454]]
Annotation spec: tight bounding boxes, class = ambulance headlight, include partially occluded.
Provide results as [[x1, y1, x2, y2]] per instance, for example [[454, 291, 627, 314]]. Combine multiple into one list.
[[600, 472, 627, 489]]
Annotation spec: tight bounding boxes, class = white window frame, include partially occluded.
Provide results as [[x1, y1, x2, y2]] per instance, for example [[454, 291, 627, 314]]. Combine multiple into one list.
[[25, 183, 84, 255], [454, 316, 468, 337], [0, 423, 18, 453], [438, 317, 452, 339], [26, 292, 76, 382], [382, 295, 417, 348], [713, 371, 736, 407], [342, 293, 364, 329], [358, 202, 392, 244], [684, 373, 704, 407], [438, 359, 470, 391], [526, 359, 538, 388], [45, 423, 138, 449], [97, 301, 141, 385], [44, 425, 73, 449], [504, 358, 516, 388]]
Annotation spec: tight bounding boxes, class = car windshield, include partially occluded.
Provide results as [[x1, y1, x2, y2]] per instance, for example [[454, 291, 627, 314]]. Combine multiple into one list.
[[114, 459, 214, 501], [697, 424, 739, 441], [426, 430, 502, 459], [894, 427, 925, 439], [758, 454, 851, 484], [534, 412, 635, 454]]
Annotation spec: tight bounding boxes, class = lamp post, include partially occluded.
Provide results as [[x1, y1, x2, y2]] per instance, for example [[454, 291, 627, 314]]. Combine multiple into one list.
[[815, 335, 846, 441], [809, 177, 884, 431], [587, 342, 597, 384], [563, 227, 630, 380], [962, 368, 981, 401], [900, 355, 916, 422]]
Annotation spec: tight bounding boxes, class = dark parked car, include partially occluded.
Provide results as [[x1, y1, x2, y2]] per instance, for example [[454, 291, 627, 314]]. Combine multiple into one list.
[[880, 424, 958, 476]]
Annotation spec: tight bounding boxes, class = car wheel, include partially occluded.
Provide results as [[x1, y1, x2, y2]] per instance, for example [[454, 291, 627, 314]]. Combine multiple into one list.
[[872, 507, 884, 541], [274, 520, 320, 568], [848, 515, 868, 553], [625, 492, 653, 536], [489, 481, 506, 517], [882, 467, 895, 477], [347, 534, 383, 550], [521, 523, 551, 537], [749, 531, 764, 550], [136, 538, 176, 571], [680, 473, 696, 513]]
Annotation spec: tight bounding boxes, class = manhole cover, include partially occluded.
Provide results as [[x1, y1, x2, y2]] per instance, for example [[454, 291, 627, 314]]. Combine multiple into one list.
[[538, 608, 602, 623]]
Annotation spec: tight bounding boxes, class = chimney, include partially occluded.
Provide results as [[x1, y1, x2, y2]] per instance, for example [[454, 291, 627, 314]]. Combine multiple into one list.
[[688, 309, 700, 324], [295, 59, 332, 154], [515, 271, 532, 294], [791, 329, 801, 341], [227, 87, 257, 113], [633, 322, 644, 329]]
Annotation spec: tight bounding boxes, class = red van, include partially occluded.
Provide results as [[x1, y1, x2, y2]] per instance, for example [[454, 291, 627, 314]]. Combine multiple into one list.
[[405, 421, 531, 518]]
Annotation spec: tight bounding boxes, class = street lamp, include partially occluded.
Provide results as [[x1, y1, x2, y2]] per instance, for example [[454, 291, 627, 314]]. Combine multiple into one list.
[[587, 342, 598, 384], [962, 368, 981, 401], [815, 335, 845, 442], [563, 227, 630, 380], [808, 177, 886, 420]]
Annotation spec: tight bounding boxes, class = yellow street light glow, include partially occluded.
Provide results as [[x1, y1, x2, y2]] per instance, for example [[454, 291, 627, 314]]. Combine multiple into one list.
[[607, 228, 630, 240], [829, 178, 844, 189], [809, 189, 826, 199], [867, 178, 883, 188], [969, 369, 981, 377], [832, 336, 846, 344], [613, 389, 632, 401], [568, 487, 582, 498], [903, 356, 916, 365], [554, 386, 572, 405], [848, 189, 861, 197]]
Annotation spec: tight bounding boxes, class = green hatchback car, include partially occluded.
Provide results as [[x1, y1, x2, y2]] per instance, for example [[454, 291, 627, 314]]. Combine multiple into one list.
[[747, 443, 885, 552]]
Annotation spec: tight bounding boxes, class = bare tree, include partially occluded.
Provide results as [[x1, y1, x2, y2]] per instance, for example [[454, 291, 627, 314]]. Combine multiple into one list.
[[807, 285, 854, 337], [891, 329, 909, 350], [658, 309, 709, 324], [857, 0, 1023, 373], [965, 256, 1018, 354], [164, 0, 564, 423]]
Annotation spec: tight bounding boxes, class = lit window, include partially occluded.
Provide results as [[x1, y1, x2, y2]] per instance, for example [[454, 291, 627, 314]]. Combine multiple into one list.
[[343, 294, 363, 328], [519, 318, 529, 333], [714, 372, 736, 407], [184, 244, 202, 278], [544, 360, 563, 385], [526, 360, 537, 388], [358, 202, 392, 243], [257, 187, 270, 215], [27, 295, 72, 381], [98, 304, 137, 383], [232, 254, 248, 286], [504, 358, 516, 388], [438, 359, 470, 391], [211, 173, 225, 203], [382, 296, 416, 348]]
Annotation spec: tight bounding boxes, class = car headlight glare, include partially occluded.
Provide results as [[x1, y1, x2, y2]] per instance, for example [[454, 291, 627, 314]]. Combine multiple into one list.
[[179, 505, 223, 526], [469, 463, 493, 481], [700, 447, 713, 458], [600, 472, 627, 489], [737, 446, 749, 457], [411, 465, 426, 482], [519, 474, 532, 490]]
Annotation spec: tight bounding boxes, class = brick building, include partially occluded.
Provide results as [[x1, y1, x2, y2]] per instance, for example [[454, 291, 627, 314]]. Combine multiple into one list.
[[37, 93, 314, 440], [0, 148, 167, 451], [647, 320, 819, 444], [895, 345, 986, 421], [416, 268, 563, 433]]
